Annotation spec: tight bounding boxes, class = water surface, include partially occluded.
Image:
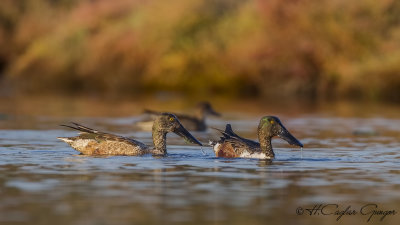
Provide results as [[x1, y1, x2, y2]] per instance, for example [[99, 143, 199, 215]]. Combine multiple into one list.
[[1, 104, 400, 225]]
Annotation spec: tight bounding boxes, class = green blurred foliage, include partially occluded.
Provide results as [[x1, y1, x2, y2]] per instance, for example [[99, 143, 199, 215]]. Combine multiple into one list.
[[0, 0, 400, 101]]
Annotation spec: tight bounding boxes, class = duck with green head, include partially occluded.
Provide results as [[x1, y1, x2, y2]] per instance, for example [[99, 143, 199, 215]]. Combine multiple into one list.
[[58, 113, 202, 156], [140, 102, 221, 131], [210, 116, 303, 159]]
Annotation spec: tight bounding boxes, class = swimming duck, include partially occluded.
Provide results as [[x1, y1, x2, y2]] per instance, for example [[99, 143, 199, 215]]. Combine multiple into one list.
[[139, 102, 221, 131], [210, 116, 303, 159], [58, 113, 202, 156]]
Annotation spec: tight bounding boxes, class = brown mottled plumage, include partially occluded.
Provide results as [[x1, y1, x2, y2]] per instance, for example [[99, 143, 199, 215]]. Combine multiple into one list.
[[210, 116, 303, 159], [58, 114, 202, 156], [215, 142, 237, 158], [140, 102, 221, 131]]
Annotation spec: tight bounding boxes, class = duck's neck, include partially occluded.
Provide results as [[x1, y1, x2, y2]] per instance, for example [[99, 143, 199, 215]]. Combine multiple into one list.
[[258, 130, 275, 158], [152, 126, 167, 155]]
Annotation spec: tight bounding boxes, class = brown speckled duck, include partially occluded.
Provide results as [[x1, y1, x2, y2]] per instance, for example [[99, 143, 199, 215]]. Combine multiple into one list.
[[210, 116, 303, 159], [139, 102, 221, 131], [58, 113, 202, 156]]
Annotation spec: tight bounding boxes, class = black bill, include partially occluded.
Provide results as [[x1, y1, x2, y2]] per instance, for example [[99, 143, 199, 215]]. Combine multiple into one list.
[[278, 125, 303, 148], [174, 124, 203, 146]]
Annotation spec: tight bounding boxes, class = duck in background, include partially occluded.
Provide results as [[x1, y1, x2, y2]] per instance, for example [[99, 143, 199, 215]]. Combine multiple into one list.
[[136, 102, 221, 131], [58, 113, 202, 156], [210, 116, 303, 159]]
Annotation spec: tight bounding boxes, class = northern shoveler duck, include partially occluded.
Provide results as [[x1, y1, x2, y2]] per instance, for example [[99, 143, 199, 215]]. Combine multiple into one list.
[[138, 102, 221, 131], [58, 113, 202, 156], [210, 116, 303, 159]]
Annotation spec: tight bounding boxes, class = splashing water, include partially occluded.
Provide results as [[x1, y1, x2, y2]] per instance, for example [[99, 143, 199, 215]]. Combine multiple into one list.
[[300, 147, 303, 159], [200, 146, 206, 155]]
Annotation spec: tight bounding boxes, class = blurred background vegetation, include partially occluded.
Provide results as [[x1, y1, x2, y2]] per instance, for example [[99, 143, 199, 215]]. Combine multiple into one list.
[[1, 0, 400, 102]]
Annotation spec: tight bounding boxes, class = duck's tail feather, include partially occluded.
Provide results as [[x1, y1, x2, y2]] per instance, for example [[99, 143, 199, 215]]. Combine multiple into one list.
[[60, 122, 100, 134], [57, 137, 74, 144], [211, 124, 240, 145], [211, 124, 238, 137], [224, 124, 235, 135], [210, 126, 225, 133], [210, 126, 230, 138]]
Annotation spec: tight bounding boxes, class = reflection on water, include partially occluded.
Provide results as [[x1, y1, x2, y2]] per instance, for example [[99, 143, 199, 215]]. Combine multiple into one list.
[[1, 107, 400, 225]]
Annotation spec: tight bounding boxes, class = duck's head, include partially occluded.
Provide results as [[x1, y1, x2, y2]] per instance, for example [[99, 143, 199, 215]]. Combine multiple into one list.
[[154, 113, 203, 146], [197, 102, 221, 117], [258, 116, 303, 147]]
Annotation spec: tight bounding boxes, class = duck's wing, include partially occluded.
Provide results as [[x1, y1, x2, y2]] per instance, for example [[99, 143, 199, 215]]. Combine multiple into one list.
[[141, 109, 164, 121], [173, 113, 195, 121], [213, 124, 260, 148], [59, 123, 148, 155], [211, 124, 261, 156], [62, 122, 145, 145], [143, 109, 163, 116]]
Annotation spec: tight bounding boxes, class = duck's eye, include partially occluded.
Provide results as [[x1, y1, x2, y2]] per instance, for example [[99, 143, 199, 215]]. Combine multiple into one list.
[[270, 120, 274, 124], [169, 117, 174, 121]]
